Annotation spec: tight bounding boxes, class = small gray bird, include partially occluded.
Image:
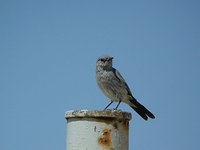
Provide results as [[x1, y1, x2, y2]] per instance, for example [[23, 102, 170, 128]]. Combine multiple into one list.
[[96, 55, 155, 120]]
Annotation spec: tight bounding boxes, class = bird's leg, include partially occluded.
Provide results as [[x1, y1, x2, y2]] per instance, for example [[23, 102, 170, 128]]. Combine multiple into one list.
[[114, 100, 121, 110], [104, 100, 113, 110]]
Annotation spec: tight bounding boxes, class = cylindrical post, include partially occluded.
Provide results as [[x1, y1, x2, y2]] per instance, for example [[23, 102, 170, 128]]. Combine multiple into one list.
[[65, 110, 132, 150]]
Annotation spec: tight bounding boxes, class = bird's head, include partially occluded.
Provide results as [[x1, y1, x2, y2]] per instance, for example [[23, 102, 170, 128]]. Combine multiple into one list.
[[96, 55, 113, 71]]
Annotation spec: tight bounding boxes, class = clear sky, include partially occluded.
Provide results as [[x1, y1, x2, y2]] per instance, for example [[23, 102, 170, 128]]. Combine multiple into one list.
[[0, 0, 200, 150]]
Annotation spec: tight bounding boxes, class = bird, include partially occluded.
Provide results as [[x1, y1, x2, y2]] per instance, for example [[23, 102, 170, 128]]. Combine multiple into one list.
[[96, 55, 155, 120]]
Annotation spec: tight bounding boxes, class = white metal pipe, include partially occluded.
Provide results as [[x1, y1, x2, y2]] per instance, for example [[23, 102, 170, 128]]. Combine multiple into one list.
[[65, 110, 132, 150]]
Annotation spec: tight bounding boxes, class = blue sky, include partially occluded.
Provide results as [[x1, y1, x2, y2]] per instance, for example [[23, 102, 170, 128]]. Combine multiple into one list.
[[0, 0, 200, 150]]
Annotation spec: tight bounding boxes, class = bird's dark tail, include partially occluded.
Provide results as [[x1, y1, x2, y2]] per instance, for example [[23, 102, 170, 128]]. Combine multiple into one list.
[[129, 97, 155, 121]]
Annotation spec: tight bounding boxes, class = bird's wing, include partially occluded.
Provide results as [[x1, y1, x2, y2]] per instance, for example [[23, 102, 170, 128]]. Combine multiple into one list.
[[113, 68, 133, 96]]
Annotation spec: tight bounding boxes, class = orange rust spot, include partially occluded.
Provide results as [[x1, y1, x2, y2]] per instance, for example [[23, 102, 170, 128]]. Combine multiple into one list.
[[98, 129, 111, 147]]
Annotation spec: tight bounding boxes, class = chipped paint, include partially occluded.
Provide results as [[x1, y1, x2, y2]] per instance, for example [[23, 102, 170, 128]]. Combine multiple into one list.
[[94, 126, 97, 132]]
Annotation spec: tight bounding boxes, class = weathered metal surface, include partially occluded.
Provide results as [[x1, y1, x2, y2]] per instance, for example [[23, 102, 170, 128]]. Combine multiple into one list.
[[65, 110, 132, 150]]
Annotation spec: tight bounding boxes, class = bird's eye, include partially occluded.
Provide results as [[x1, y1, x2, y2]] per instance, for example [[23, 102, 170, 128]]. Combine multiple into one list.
[[100, 59, 105, 62]]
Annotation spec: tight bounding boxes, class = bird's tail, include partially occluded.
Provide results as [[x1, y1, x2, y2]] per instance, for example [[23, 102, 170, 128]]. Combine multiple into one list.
[[129, 97, 155, 121]]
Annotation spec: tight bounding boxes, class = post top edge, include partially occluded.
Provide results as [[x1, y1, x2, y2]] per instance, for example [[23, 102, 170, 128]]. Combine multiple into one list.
[[65, 109, 132, 120]]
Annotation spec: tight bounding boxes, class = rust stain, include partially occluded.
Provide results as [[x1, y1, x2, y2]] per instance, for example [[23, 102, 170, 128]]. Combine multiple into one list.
[[122, 121, 129, 132], [98, 129, 112, 147]]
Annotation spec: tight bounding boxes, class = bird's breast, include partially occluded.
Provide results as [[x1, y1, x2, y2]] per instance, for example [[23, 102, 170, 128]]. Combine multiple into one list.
[[96, 71, 128, 101]]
